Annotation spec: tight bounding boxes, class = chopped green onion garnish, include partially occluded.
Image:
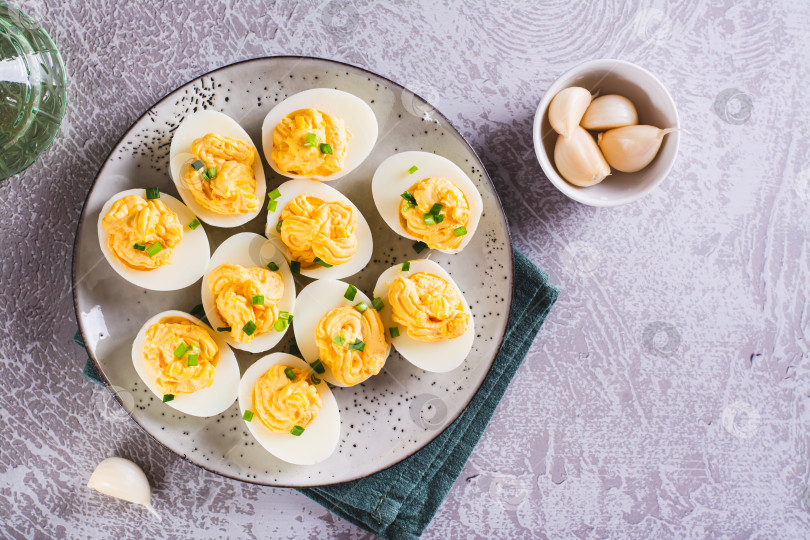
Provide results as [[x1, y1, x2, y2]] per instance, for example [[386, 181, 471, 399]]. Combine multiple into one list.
[[290, 261, 301, 274], [279, 311, 290, 320], [206, 167, 217, 179], [290, 425, 305, 436], [252, 294, 264, 305], [429, 203, 443, 215], [242, 321, 257, 336], [435, 214, 445, 224], [243, 410, 254, 421], [344, 284, 357, 301], [268, 188, 281, 200], [188, 218, 201, 230], [401, 191, 417, 206], [372, 297, 384, 311], [162, 394, 174, 403], [284, 367, 296, 381], [133, 243, 146, 251], [274, 318, 287, 332], [267, 261, 279, 271], [304, 132, 318, 147], [333, 335, 346, 347], [313, 257, 333, 268], [276, 220, 283, 233], [453, 226, 467, 236], [423, 213, 436, 226], [402, 261, 410, 271], [191, 160, 205, 171], [310, 375, 321, 385], [267, 199, 278, 212], [389, 327, 400, 338], [402, 202, 413, 212], [354, 302, 369, 313], [413, 241, 428, 253], [187, 354, 199, 367], [310, 359, 325, 374], [408, 165, 418, 174], [173, 343, 189, 358], [145, 187, 160, 199], [146, 243, 164, 257], [201, 170, 210, 180], [348, 339, 366, 352], [217, 326, 231, 332], [320, 143, 333, 154]]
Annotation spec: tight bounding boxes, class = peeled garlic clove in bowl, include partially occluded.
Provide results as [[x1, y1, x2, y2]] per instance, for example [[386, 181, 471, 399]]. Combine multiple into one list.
[[548, 87, 592, 138], [598, 125, 676, 173], [87, 457, 160, 519], [554, 126, 611, 187], [580, 94, 638, 131]]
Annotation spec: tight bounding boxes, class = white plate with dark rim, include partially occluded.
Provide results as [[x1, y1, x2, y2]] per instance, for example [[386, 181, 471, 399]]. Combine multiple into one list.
[[72, 56, 513, 487]]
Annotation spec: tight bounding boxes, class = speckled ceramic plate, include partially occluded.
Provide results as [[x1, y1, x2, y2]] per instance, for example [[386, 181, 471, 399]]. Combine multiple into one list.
[[72, 57, 513, 487]]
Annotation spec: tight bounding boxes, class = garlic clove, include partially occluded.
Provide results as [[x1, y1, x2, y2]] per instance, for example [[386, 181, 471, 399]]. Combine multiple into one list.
[[548, 87, 592, 138], [87, 457, 160, 520], [597, 125, 676, 173], [580, 94, 638, 131], [554, 126, 611, 187]]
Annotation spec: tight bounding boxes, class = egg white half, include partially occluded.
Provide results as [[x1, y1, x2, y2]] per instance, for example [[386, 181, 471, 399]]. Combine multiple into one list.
[[238, 352, 341, 465], [261, 88, 378, 182], [97, 188, 210, 291], [201, 232, 296, 353], [169, 110, 266, 227], [371, 151, 483, 253], [293, 279, 388, 387], [131, 310, 240, 417], [264, 179, 373, 280], [373, 259, 475, 372]]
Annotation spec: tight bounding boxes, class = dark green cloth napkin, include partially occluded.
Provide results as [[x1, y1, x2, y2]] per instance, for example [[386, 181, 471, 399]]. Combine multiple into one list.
[[75, 249, 559, 539]]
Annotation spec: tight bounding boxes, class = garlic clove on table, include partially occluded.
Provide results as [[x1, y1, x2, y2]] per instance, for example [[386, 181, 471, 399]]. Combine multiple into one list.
[[580, 94, 638, 131], [554, 126, 611, 187], [548, 87, 592, 138], [597, 125, 676, 173], [87, 457, 160, 520]]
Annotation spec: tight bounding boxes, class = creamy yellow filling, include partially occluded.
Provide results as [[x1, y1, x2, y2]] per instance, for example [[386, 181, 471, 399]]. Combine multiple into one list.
[[271, 108, 349, 177], [399, 177, 470, 250], [252, 365, 321, 433], [278, 194, 358, 267], [143, 317, 218, 395], [388, 272, 469, 342], [314, 306, 389, 386]]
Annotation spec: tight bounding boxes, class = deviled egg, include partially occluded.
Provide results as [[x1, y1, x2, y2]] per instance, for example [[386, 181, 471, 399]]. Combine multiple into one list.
[[97, 188, 210, 291], [201, 233, 296, 353], [239, 352, 340, 465], [373, 259, 474, 372], [261, 88, 378, 181], [169, 110, 266, 227], [131, 310, 239, 417], [294, 279, 390, 387], [264, 179, 373, 280], [372, 151, 483, 253]]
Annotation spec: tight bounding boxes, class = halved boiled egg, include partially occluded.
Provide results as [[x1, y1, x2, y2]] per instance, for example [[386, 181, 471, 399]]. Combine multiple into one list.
[[261, 88, 378, 182], [131, 310, 239, 417], [294, 279, 390, 387], [372, 151, 483, 253], [373, 259, 474, 372], [239, 352, 340, 465], [169, 110, 266, 227], [97, 188, 210, 291], [201, 232, 295, 353], [264, 179, 372, 280]]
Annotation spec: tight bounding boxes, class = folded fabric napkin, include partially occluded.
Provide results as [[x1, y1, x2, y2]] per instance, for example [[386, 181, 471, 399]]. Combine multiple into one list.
[[76, 249, 559, 539]]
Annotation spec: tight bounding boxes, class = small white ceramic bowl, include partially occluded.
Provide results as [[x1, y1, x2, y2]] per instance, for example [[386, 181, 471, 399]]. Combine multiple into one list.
[[533, 59, 680, 207]]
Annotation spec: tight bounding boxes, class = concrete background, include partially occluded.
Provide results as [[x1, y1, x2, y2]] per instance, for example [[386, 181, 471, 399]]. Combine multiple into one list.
[[2, 0, 810, 537]]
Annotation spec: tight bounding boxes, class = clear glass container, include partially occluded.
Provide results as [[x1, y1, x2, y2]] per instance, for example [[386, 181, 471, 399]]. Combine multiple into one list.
[[0, 3, 67, 180]]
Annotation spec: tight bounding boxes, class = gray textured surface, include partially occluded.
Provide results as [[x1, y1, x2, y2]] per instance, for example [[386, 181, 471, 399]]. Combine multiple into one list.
[[2, 0, 809, 538]]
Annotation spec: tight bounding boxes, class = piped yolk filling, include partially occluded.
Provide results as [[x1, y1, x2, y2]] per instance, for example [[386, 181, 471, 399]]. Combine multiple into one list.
[[252, 365, 321, 433], [314, 306, 389, 386], [143, 317, 218, 395], [271, 108, 350, 177], [388, 272, 469, 342], [399, 177, 470, 250], [278, 194, 358, 267]]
